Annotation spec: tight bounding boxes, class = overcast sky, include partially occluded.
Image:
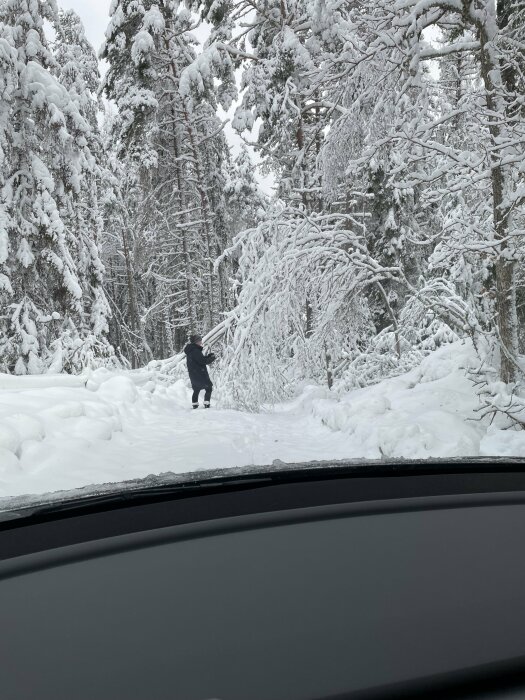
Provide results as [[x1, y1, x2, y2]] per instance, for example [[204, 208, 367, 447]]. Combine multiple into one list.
[[59, 0, 274, 194], [61, 0, 108, 50]]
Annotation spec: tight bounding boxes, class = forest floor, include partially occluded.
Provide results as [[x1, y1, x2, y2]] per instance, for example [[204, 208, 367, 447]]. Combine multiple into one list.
[[0, 340, 523, 499]]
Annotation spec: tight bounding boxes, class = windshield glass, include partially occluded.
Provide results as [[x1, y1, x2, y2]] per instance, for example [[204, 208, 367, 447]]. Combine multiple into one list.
[[0, 0, 524, 505]]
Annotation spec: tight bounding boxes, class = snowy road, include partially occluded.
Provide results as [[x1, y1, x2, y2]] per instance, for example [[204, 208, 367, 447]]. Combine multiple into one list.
[[58, 403, 360, 490], [0, 341, 524, 499]]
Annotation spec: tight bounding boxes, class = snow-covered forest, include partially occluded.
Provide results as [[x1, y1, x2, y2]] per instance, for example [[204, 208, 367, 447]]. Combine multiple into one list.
[[1, 0, 525, 431]]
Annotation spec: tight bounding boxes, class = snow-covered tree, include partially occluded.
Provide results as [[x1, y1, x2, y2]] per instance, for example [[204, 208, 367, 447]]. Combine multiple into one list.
[[101, 0, 238, 364], [317, 0, 525, 384], [181, 0, 525, 405], [225, 145, 266, 235], [210, 202, 407, 406], [193, 0, 349, 211], [53, 8, 113, 369], [0, 0, 112, 374]]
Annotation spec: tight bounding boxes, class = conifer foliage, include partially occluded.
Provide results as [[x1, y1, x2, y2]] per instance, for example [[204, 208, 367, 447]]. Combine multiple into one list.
[[0, 0, 111, 373]]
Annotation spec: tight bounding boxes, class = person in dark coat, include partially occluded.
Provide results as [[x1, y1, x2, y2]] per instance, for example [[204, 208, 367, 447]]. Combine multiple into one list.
[[184, 334, 216, 409]]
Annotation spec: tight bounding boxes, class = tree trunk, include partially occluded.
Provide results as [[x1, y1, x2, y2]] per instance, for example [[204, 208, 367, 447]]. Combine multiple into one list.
[[119, 202, 152, 367], [164, 32, 196, 335], [476, 7, 519, 383], [181, 99, 217, 328]]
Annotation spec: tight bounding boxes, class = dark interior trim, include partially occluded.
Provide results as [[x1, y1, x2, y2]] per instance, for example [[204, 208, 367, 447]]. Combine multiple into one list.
[[2, 468, 525, 562], [323, 653, 525, 699], [1, 472, 525, 578]]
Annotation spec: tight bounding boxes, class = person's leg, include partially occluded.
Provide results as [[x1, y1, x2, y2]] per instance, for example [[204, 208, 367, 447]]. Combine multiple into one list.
[[191, 388, 199, 409], [204, 384, 212, 407]]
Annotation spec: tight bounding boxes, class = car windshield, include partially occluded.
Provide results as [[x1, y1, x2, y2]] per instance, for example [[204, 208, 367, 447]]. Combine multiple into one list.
[[0, 0, 524, 505]]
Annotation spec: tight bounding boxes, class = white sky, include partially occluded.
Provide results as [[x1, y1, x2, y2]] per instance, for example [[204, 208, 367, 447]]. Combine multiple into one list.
[[60, 0, 274, 194], [60, 0, 108, 49]]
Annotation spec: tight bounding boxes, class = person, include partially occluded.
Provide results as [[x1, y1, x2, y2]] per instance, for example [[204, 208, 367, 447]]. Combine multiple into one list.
[[184, 334, 216, 409]]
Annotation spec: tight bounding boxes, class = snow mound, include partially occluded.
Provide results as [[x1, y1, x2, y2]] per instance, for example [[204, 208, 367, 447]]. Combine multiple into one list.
[[0, 368, 190, 495], [298, 341, 518, 459], [97, 376, 138, 403]]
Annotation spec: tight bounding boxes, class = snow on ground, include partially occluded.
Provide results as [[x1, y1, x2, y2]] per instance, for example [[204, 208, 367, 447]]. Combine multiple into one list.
[[0, 340, 522, 498]]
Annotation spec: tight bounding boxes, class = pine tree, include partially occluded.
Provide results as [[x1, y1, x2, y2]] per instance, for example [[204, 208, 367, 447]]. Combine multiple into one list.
[[0, 0, 112, 374], [225, 145, 266, 236], [53, 8, 113, 369]]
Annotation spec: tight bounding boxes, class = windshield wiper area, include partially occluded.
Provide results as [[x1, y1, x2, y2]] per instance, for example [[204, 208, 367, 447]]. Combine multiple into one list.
[[1, 456, 525, 526]]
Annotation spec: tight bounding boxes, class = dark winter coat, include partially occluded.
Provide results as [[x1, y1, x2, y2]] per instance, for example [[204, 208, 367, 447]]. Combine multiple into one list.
[[184, 343, 215, 390]]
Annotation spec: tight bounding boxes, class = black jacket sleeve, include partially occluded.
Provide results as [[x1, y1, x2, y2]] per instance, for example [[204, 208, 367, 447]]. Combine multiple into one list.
[[204, 353, 216, 365]]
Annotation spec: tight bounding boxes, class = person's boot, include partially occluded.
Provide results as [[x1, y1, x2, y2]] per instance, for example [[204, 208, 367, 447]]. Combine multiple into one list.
[[204, 402, 211, 409], [192, 403, 199, 410]]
